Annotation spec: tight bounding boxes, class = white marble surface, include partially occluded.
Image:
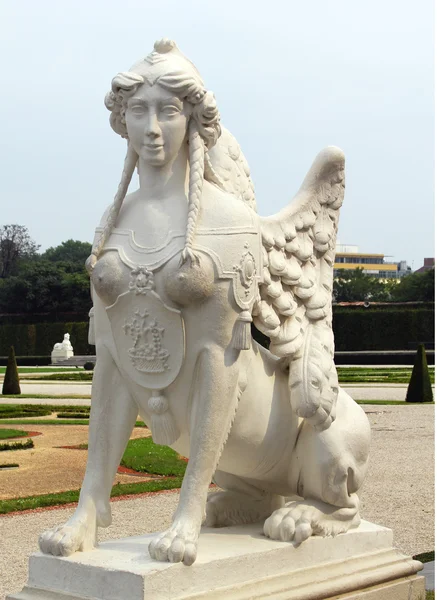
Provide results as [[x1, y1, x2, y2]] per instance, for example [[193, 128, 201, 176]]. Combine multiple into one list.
[[9, 522, 424, 600]]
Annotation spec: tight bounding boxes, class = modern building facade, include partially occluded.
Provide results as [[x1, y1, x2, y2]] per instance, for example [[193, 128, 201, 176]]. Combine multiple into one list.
[[334, 244, 410, 280]]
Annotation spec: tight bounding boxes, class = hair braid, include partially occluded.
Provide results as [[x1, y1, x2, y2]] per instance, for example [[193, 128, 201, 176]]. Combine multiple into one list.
[[181, 120, 205, 265], [204, 150, 225, 189], [86, 144, 138, 273]]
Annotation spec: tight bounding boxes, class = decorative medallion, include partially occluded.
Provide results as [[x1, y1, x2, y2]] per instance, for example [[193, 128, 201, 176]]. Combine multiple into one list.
[[129, 266, 154, 295], [233, 242, 257, 298]]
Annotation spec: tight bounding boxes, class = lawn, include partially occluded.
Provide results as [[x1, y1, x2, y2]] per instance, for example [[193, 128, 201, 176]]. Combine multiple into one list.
[[0, 435, 185, 514], [0, 367, 84, 374], [0, 429, 29, 440], [337, 367, 435, 385], [24, 366, 435, 385], [28, 372, 93, 381]]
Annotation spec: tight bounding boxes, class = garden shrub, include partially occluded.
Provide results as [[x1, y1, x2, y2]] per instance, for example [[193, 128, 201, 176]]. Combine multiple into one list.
[[406, 344, 434, 403], [2, 347, 21, 395], [0, 439, 33, 451], [57, 413, 90, 419]]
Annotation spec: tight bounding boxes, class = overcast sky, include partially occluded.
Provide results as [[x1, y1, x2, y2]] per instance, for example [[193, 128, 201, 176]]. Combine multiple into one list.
[[0, 0, 434, 270]]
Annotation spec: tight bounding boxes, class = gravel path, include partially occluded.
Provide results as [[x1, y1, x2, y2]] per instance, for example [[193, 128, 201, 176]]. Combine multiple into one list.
[[17, 383, 92, 395], [0, 425, 153, 499], [0, 404, 434, 599]]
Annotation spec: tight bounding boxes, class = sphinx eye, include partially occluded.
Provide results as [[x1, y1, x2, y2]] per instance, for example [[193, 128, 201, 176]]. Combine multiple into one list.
[[161, 105, 181, 117], [130, 104, 146, 115]]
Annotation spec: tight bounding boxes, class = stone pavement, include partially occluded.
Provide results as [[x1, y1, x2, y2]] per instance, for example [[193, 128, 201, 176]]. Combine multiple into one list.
[[422, 561, 435, 590]]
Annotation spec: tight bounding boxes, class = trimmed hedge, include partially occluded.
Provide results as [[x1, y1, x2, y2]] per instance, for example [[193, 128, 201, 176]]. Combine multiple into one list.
[[0, 307, 434, 355], [332, 308, 434, 351], [0, 322, 93, 356]]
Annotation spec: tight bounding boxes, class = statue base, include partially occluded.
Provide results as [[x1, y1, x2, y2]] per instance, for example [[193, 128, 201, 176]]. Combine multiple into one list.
[[7, 521, 424, 600], [51, 349, 74, 364]]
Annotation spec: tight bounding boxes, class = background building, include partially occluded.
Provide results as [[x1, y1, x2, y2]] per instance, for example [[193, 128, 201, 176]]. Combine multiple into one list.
[[334, 244, 410, 280], [415, 258, 435, 273]]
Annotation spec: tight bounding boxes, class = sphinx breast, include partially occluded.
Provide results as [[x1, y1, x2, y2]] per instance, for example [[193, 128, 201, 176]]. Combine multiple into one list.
[[163, 252, 215, 306], [91, 251, 130, 306]]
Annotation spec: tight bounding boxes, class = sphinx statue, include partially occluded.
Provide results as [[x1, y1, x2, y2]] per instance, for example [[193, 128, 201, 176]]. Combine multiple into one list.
[[39, 39, 371, 567]]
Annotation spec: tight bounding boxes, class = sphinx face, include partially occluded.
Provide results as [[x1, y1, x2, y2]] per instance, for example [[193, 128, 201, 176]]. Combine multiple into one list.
[[125, 81, 191, 167]]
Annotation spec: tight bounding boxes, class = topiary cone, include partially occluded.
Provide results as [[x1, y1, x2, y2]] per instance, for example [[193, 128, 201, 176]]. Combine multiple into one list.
[[406, 344, 433, 403], [2, 346, 21, 395]]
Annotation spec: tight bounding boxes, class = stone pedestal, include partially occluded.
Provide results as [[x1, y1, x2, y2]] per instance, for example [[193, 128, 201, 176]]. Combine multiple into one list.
[[50, 348, 74, 364], [7, 521, 424, 600]]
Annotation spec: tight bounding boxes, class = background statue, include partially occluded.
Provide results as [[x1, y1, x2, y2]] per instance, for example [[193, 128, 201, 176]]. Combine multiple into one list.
[[39, 39, 371, 566], [51, 332, 74, 364]]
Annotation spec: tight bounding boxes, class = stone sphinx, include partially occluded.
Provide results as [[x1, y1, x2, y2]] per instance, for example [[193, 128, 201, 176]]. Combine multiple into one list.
[[51, 332, 74, 364], [39, 39, 372, 567]]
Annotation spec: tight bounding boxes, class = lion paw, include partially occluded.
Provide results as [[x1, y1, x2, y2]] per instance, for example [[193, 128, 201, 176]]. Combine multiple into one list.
[[39, 518, 97, 557], [149, 523, 198, 566], [263, 499, 359, 544]]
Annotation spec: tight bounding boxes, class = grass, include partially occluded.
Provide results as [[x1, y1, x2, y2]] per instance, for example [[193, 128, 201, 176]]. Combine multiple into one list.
[[57, 412, 90, 419], [0, 429, 29, 440], [1, 394, 91, 399], [0, 419, 91, 426], [74, 437, 185, 477], [355, 400, 434, 405], [36, 372, 93, 381], [121, 437, 186, 476], [0, 404, 90, 419], [337, 367, 435, 385], [0, 419, 147, 426], [0, 439, 34, 451], [0, 433, 183, 513], [0, 477, 184, 514], [426, 592, 434, 600], [0, 367, 83, 374]]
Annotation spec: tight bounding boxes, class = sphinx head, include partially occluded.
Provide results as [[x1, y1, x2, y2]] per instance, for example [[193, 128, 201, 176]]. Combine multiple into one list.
[[88, 40, 223, 271], [105, 39, 221, 166]]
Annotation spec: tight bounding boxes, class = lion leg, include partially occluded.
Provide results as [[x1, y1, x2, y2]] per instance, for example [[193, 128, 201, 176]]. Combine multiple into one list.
[[264, 389, 371, 544], [149, 344, 241, 566], [39, 344, 138, 557], [206, 470, 284, 527]]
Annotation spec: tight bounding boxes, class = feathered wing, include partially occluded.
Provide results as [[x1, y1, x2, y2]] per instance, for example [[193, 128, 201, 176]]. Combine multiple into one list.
[[207, 127, 257, 211], [253, 146, 345, 431]]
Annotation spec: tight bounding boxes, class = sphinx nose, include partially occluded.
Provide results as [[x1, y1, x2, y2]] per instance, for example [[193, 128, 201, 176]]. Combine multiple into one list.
[[145, 113, 160, 138]]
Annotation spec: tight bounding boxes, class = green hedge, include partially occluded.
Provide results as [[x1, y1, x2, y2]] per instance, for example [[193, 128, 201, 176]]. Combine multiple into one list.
[[0, 322, 93, 356], [0, 307, 434, 355], [333, 308, 434, 351]]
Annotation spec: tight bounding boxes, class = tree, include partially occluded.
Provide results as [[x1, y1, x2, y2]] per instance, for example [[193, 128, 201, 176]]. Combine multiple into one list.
[[405, 344, 433, 403], [41, 240, 92, 272], [392, 269, 435, 302], [0, 261, 91, 315], [333, 268, 394, 303], [0, 225, 40, 278], [2, 346, 21, 395]]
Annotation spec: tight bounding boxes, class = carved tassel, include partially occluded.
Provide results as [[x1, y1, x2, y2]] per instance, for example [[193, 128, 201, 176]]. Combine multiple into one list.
[[232, 310, 253, 350], [88, 307, 95, 345], [148, 391, 180, 446]]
